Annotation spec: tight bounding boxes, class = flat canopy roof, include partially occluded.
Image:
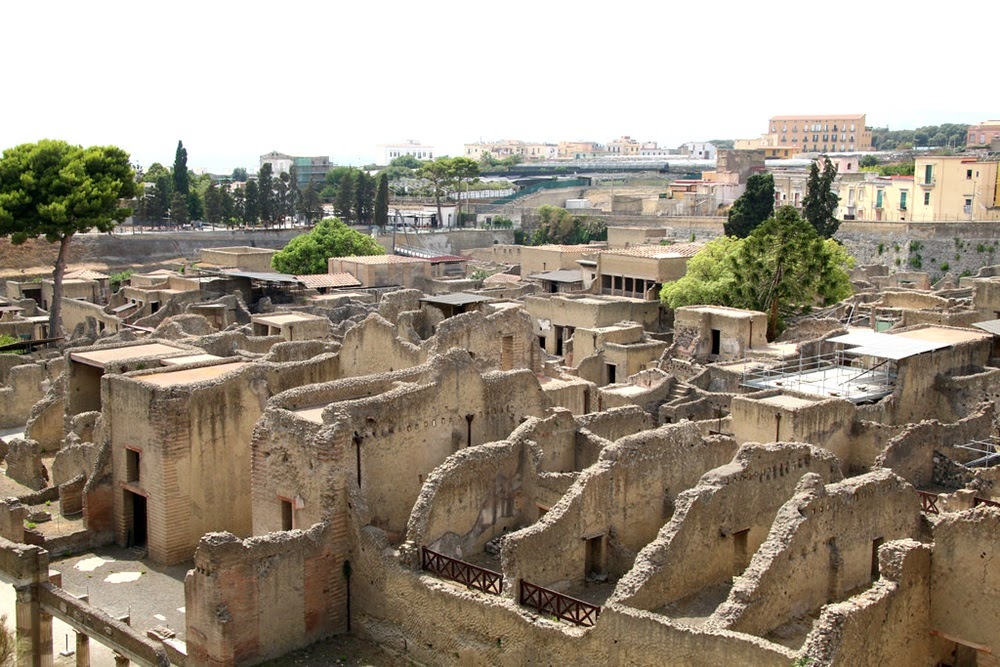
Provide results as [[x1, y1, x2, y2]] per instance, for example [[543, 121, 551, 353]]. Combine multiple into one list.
[[222, 270, 301, 284], [528, 270, 584, 283], [252, 313, 326, 325], [419, 292, 494, 307], [972, 319, 1000, 336], [136, 361, 248, 387], [160, 354, 225, 367], [70, 343, 186, 368], [828, 327, 987, 360]]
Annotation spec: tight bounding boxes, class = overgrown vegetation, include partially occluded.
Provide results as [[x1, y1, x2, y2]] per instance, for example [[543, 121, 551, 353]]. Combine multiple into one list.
[[870, 124, 969, 150], [661, 206, 854, 339], [529, 205, 607, 246], [271, 217, 384, 275]]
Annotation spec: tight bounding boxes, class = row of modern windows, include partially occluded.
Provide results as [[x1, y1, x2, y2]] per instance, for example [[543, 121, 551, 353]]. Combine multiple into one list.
[[773, 123, 857, 133], [783, 134, 855, 143]]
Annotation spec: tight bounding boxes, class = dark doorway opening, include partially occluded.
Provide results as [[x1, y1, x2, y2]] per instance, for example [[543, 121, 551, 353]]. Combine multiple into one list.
[[281, 498, 294, 531], [585, 535, 605, 577], [711, 329, 721, 355], [733, 528, 750, 574], [126, 491, 147, 547], [871, 537, 884, 580]]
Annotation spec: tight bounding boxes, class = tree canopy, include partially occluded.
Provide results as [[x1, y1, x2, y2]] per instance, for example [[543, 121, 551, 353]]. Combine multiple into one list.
[[0, 139, 136, 333], [661, 206, 853, 339], [803, 158, 840, 238], [271, 217, 384, 274], [724, 172, 774, 238], [530, 205, 607, 245]]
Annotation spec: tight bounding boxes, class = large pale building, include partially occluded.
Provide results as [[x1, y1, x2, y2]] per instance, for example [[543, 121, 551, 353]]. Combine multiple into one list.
[[766, 114, 872, 152], [380, 140, 434, 164]]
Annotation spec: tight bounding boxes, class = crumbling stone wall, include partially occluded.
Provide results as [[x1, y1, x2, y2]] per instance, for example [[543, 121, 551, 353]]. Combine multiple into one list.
[[350, 512, 795, 667], [404, 413, 581, 559], [337, 313, 425, 378], [929, 507, 1000, 658], [799, 539, 932, 666], [875, 406, 993, 488], [185, 522, 348, 666], [710, 469, 922, 637], [427, 308, 539, 373], [614, 443, 843, 611], [501, 424, 738, 593], [0, 363, 46, 429]]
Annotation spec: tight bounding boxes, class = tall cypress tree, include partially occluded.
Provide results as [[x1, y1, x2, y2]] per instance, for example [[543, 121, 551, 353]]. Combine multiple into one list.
[[172, 140, 189, 196], [374, 173, 390, 228], [244, 180, 260, 226], [258, 163, 274, 226], [803, 158, 841, 238], [724, 173, 774, 238], [335, 170, 355, 221], [355, 172, 375, 225]]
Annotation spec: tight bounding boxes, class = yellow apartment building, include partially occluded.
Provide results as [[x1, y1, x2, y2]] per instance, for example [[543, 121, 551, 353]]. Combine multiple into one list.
[[767, 114, 873, 152], [838, 175, 915, 222], [910, 156, 1000, 222]]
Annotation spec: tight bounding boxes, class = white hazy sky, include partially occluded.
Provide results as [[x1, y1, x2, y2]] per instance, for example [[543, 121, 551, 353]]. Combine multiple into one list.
[[2, 0, 997, 174]]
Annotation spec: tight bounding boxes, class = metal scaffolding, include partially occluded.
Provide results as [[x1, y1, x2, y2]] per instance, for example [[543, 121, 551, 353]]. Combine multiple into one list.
[[741, 350, 897, 403], [955, 437, 1000, 468]]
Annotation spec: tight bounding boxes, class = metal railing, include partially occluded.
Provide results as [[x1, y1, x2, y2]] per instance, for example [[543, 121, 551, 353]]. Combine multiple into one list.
[[916, 490, 940, 515], [519, 579, 601, 627], [421, 546, 503, 595]]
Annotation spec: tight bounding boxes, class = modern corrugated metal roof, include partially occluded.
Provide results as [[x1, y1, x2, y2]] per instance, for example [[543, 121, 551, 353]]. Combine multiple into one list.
[[419, 292, 494, 306], [830, 330, 951, 360], [221, 270, 301, 283], [528, 270, 584, 283], [972, 319, 1000, 336]]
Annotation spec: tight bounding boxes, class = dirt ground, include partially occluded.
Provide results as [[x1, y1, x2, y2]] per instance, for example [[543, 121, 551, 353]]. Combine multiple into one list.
[[261, 635, 408, 667]]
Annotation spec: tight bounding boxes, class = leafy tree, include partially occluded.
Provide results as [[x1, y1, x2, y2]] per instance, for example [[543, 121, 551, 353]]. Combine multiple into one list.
[[258, 163, 274, 227], [374, 173, 389, 228], [172, 140, 189, 195], [284, 166, 300, 222], [297, 184, 323, 223], [859, 155, 878, 169], [803, 158, 840, 238], [232, 186, 246, 226], [186, 190, 203, 222], [449, 157, 481, 227], [389, 154, 423, 169], [709, 139, 735, 149], [243, 180, 259, 226], [271, 217, 384, 274], [231, 167, 248, 182], [144, 162, 170, 183], [170, 191, 189, 226], [220, 186, 236, 226], [354, 171, 375, 225], [724, 172, 774, 238], [660, 236, 743, 309], [204, 181, 223, 224], [334, 170, 355, 220], [150, 174, 172, 223], [530, 205, 607, 245], [0, 140, 136, 334], [418, 158, 453, 228], [661, 207, 853, 340]]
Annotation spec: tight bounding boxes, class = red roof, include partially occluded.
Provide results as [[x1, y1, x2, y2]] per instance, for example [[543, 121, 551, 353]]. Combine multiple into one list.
[[296, 273, 363, 289]]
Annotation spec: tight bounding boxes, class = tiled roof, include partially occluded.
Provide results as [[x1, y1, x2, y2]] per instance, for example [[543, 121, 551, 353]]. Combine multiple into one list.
[[65, 269, 110, 280], [337, 255, 430, 265], [483, 273, 521, 284], [603, 242, 704, 258], [296, 273, 362, 289], [530, 244, 602, 253]]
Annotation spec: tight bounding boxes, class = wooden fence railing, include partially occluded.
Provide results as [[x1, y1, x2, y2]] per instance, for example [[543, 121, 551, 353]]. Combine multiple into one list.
[[421, 546, 503, 595], [916, 490, 940, 515], [519, 579, 601, 627]]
